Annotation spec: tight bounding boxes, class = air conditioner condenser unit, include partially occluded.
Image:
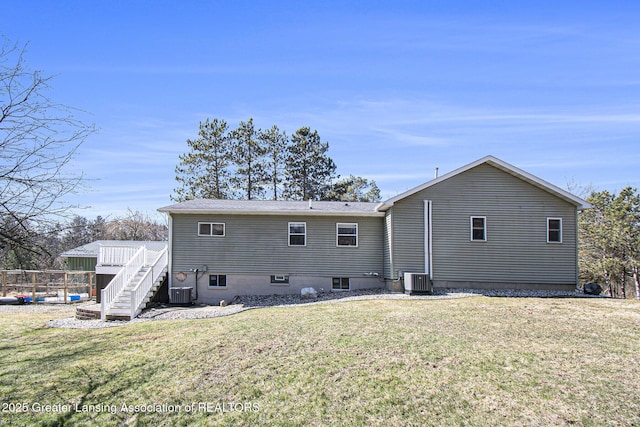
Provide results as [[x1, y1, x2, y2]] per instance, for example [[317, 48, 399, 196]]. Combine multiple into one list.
[[403, 272, 433, 295]]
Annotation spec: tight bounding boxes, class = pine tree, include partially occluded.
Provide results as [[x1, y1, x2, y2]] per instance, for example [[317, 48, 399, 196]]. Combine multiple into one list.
[[284, 127, 337, 200], [326, 175, 381, 202], [579, 187, 640, 298], [229, 118, 267, 200], [173, 118, 232, 201], [259, 125, 289, 200]]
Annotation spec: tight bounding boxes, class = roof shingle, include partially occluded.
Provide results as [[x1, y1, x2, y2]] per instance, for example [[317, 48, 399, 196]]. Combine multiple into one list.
[[158, 199, 384, 216]]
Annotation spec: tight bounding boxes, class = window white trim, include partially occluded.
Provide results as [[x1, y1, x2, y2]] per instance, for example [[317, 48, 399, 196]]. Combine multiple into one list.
[[332, 277, 350, 291], [547, 217, 563, 243], [336, 223, 358, 247], [198, 222, 225, 237], [470, 216, 487, 242], [288, 222, 306, 246], [270, 275, 289, 283], [208, 274, 227, 288]]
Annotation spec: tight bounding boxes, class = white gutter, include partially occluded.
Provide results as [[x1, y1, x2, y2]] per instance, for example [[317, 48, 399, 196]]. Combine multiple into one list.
[[157, 209, 385, 217]]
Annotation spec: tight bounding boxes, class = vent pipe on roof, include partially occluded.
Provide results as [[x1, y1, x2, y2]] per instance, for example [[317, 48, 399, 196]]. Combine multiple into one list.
[[434, 167, 439, 179], [308, 199, 313, 209]]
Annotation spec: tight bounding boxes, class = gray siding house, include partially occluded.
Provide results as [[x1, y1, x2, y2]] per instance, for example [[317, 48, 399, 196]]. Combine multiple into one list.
[[159, 156, 590, 304]]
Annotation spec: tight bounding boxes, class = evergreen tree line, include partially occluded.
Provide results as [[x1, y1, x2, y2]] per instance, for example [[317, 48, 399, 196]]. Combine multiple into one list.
[[172, 118, 380, 202], [579, 186, 640, 299], [1, 210, 167, 271]]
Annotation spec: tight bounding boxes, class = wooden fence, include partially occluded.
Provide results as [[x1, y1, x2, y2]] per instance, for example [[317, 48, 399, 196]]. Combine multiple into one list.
[[1, 270, 95, 303]]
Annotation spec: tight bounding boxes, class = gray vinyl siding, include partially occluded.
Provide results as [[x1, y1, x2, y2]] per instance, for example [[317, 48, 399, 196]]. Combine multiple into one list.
[[391, 200, 426, 274], [171, 214, 383, 277], [391, 163, 578, 285]]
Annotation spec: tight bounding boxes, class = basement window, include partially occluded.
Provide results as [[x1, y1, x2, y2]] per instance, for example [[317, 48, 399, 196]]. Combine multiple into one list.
[[470, 216, 487, 241], [547, 218, 563, 243], [209, 274, 227, 288], [332, 277, 350, 290], [198, 222, 225, 237], [270, 275, 290, 284]]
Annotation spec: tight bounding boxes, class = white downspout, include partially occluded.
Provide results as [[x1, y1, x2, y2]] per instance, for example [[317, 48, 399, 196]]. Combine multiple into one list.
[[424, 200, 433, 278]]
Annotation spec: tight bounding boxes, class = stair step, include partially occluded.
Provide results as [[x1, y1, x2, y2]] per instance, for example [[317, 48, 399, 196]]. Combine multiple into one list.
[[107, 309, 132, 318], [106, 314, 131, 321], [76, 312, 101, 320]]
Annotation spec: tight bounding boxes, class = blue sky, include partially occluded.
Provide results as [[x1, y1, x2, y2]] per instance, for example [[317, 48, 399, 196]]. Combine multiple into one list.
[[3, 1, 640, 219]]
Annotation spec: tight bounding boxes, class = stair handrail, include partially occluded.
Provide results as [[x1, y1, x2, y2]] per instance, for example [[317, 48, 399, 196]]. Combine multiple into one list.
[[98, 245, 143, 266], [101, 246, 146, 321], [129, 247, 168, 319]]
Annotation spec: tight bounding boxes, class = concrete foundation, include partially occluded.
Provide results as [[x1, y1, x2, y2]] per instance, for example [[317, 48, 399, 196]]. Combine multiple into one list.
[[169, 273, 384, 305]]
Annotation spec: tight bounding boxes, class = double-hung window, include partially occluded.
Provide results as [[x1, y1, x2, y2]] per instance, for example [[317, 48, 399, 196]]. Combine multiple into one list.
[[337, 223, 358, 247], [288, 222, 306, 246], [470, 216, 487, 241], [547, 218, 563, 243], [198, 222, 225, 237]]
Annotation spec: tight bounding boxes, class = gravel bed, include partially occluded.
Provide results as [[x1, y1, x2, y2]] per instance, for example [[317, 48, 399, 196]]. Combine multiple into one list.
[[29, 288, 595, 329], [138, 303, 248, 321], [45, 317, 150, 329]]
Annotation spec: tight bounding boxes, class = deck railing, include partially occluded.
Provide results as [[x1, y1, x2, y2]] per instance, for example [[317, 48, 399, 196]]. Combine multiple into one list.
[[101, 246, 146, 321], [1, 270, 94, 302], [129, 247, 168, 319], [98, 245, 142, 266]]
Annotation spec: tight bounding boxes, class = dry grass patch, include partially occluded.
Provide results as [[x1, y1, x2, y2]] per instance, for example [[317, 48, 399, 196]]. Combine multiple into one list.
[[1, 297, 639, 426]]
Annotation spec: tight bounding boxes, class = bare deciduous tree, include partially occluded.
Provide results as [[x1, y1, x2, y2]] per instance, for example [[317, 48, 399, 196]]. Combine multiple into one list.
[[0, 38, 95, 262], [103, 209, 168, 241]]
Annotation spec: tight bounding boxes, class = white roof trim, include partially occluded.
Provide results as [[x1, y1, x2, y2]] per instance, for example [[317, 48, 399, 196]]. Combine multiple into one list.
[[381, 155, 592, 210]]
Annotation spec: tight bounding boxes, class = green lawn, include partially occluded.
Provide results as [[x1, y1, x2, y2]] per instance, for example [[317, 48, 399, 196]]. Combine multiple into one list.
[[1, 297, 639, 426]]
